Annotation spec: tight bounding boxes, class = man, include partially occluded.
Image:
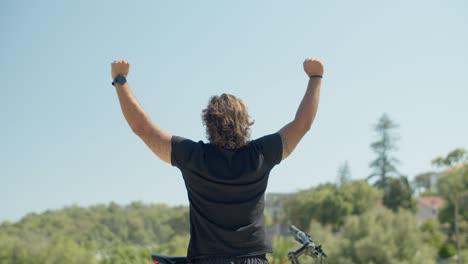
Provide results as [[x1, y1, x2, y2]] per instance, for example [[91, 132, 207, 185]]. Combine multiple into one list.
[[111, 57, 324, 264]]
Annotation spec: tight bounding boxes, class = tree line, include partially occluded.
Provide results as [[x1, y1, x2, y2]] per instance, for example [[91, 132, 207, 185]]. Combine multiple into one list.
[[0, 203, 190, 264]]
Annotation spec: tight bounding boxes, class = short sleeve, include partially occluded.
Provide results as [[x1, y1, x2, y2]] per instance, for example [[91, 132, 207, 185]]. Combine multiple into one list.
[[171, 136, 202, 168], [254, 133, 283, 167]]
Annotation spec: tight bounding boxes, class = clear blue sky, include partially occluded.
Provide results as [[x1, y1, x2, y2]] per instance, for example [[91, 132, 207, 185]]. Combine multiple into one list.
[[2, 0, 467, 222]]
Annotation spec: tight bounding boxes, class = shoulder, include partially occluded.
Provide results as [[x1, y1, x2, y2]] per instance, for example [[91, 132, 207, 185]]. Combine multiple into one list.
[[171, 136, 206, 167], [171, 135, 205, 147], [252, 133, 282, 145], [250, 133, 283, 166]]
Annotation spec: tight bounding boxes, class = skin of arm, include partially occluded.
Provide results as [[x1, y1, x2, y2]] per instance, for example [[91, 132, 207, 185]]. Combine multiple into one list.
[[278, 58, 324, 160], [111, 60, 172, 164]]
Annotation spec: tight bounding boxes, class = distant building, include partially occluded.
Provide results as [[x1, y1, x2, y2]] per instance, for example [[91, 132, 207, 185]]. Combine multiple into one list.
[[416, 196, 446, 224], [265, 192, 292, 237]]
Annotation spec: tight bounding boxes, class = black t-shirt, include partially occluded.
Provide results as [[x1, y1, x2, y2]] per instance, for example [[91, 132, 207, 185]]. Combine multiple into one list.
[[171, 133, 283, 260]]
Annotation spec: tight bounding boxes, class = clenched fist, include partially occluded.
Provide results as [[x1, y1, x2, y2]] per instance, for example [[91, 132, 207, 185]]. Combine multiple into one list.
[[111, 60, 130, 80], [303, 58, 324, 77]]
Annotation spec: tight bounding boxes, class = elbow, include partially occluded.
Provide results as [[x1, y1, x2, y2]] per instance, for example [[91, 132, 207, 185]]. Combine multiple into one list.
[[130, 123, 146, 137], [293, 119, 312, 134], [301, 123, 312, 135], [304, 123, 312, 132]]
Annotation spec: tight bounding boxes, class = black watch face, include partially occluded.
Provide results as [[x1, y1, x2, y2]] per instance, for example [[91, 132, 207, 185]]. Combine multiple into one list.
[[116, 75, 126, 84]]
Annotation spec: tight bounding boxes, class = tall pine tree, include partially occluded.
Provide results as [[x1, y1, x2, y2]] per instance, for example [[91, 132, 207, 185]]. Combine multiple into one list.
[[367, 113, 400, 188], [336, 161, 352, 187]]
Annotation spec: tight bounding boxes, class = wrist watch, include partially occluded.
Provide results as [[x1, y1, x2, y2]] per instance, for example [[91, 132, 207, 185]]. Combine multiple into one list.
[[112, 75, 127, 86]]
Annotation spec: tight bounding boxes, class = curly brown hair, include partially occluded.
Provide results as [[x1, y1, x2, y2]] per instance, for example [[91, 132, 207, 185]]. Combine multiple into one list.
[[201, 94, 254, 149]]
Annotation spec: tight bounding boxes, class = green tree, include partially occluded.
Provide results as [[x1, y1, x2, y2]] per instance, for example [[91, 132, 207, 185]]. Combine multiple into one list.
[[336, 161, 352, 187], [283, 184, 352, 230], [100, 245, 152, 264], [439, 242, 457, 259], [269, 236, 296, 264], [340, 180, 381, 215], [283, 181, 380, 230], [42, 235, 97, 264], [154, 235, 190, 256], [367, 114, 400, 188], [337, 209, 437, 264], [432, 148, 468, 263], [382, 176, 416, 212], [0, 233, 31, 264], [420, 219, 445, 250]]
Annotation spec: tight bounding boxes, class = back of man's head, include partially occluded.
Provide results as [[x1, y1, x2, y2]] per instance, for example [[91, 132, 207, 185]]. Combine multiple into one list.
[[202, 94, 254, 149]]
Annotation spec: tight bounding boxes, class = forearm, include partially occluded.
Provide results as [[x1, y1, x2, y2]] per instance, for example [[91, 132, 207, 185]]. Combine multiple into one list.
[[114, 83, 153, 135], [293, 77, 321, 131], [276, 57, 323, 160]]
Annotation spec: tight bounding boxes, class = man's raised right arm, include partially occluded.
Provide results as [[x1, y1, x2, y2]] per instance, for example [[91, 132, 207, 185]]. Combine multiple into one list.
[[278, 58, 324, 160]]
